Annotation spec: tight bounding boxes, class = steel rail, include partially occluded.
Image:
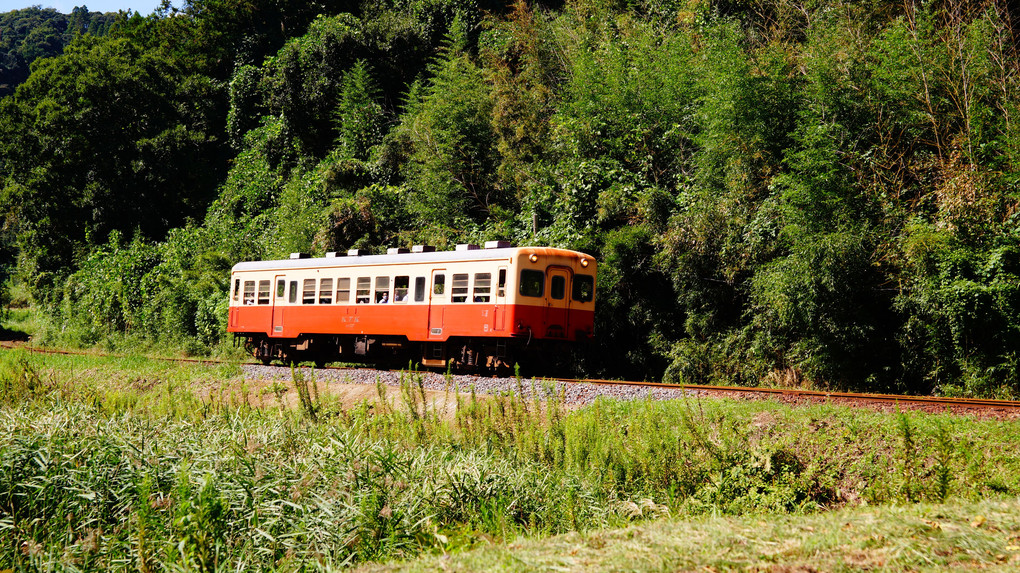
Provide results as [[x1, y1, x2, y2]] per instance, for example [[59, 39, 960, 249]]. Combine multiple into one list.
[[559, 377, 1020, 410], [0, 340, 237, 366]]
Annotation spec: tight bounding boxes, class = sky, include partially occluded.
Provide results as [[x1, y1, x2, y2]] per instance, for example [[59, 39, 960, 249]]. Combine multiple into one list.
[[0, 0, 180, 15]]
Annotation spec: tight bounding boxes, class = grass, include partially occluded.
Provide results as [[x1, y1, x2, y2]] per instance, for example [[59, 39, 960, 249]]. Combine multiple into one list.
[[1, 304, 249, 361], [0, 306, 35, 342], [2, 349, 1020, 571], [359, 498, 1020, 571]]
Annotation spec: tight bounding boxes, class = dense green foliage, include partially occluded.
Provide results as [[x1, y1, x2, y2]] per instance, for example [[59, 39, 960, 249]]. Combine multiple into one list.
[[2, 0, 1020, 395], [3, 351, 1019, 569], [0, 6, 126, 97]]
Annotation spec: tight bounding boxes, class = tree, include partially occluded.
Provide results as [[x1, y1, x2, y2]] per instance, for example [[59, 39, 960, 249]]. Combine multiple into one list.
[[0, 34, 227, 290], [398, 28, 504, 240], [0, 7, 68, 96], [334, 60, 385, 161]]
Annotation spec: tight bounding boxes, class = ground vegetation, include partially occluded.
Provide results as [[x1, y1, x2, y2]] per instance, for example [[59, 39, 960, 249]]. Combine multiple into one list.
[[2, 351, 1019, 569], [1, 0, 1019, 396]]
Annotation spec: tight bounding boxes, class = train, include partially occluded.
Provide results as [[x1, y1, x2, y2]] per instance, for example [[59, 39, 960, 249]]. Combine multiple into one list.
[[227, 242, 597, 371]]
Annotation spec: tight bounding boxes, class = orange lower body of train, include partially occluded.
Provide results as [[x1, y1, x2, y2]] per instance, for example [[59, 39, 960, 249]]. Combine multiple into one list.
[[229, 301, 595, 370]]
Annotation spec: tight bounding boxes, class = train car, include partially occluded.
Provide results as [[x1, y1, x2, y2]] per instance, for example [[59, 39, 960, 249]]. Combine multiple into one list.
[[227, 242, 597, 370]]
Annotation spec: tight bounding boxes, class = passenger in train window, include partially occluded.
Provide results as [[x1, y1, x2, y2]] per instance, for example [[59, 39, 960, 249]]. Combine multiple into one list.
[[394, 277, 409, 302], [378, 292, 389, 303]]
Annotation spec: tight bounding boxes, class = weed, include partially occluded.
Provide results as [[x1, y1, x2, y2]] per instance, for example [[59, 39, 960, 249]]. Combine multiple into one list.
[[291, 364, 319, 422], [174, 474, 228, 572], [898, 411, 919, 502], [0, 349, 47, 404], [261, 379, 288, 401], [933, 421, 953, 502]]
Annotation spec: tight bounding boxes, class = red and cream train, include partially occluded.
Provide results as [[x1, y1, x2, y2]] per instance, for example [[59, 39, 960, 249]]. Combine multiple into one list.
[[228, 242, 597, 369]]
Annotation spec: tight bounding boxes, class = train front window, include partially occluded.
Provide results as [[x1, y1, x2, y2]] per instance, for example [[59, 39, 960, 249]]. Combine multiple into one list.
[[572, 275, 594, 303], [519, 270, 544, 297], [451, 274, 468, 303], [233, 278, 240, 301], [336, 278, 350, 303], [550, 275, 565, 300], [356, 277, 370, 304], [243, 281, 255, 305], [257, 280, 271, 305], [319, 278, 333, 304], [394, 276, 409, 302], [473, 273, 491, 302], [302, 279, 316, 304], [414, 277, 426, 301]]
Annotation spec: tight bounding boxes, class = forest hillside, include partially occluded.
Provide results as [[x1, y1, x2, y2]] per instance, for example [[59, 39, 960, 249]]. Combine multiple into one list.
[[1, 0, 1019, 396]]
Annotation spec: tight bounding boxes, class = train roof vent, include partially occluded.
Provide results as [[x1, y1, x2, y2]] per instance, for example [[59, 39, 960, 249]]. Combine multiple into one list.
[[484, 240, 512, 249], [325, 251, 344, 258], [412, 245, 436, 253], [347, 248, 368, 256], [387, 247, 410, 255], [456, 243, 481, 251], [290, 252, 311, 259]]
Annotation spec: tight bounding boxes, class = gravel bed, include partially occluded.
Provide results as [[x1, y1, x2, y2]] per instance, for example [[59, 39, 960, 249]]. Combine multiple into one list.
[[241, 364, 694, 406]]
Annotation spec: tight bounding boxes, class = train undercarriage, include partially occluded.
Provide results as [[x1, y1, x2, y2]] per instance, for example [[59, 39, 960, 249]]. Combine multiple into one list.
[[237, 333, 571, 374]]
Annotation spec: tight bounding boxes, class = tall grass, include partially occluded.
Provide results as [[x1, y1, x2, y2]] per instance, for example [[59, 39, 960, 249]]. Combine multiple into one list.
[[0, 401, 612, 569], [3, 351, 1020, 569]]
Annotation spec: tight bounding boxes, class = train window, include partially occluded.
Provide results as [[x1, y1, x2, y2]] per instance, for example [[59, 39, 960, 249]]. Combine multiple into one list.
[[519, 270, 544, 297], [433, 274, 445, 296], [257, 280, 271, 305], [289, 281, 298, 303], [243, 281, 256, 305], [302, 279, 316, 304], [394, 276, 409, 302], [233, 279, 240, 301], [414, 277, 426, 301], [473, 273, 491, 302], [375, 276, 390, 303], [319, 278, 333, 304], [572, 275, 595, 303], [276, 279, 286, 298], [356, 277, 371, 304], [550, 275, 565, 300], [336, 278, 350, 303], [497, 269, 506, 297], [451, 274, 468, 303]]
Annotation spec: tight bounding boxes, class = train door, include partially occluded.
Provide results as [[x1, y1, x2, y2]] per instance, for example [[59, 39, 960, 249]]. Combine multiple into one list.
[[545, 267, 572, 338], [271, 275, 286, 336], [428, 269, 446, 338], [493, 266, 507, 331]]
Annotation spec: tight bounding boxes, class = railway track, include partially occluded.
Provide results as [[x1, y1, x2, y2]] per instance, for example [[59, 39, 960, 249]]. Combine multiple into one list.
[[4, 340, 1019, 417], [559, 377, 1020, 416], [0, 339, 235, 366]]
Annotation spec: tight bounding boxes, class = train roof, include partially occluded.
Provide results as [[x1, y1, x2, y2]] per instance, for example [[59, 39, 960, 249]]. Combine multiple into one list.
[[231, 246, 593, 272]]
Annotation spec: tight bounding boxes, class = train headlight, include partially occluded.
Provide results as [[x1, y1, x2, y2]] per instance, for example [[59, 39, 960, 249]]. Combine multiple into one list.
[[529, 254, 538, 263], [580, 258, 589, 268]]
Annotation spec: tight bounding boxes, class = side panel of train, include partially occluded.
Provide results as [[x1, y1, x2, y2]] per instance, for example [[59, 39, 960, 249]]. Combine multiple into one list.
[[227, 248, 596, 369]]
